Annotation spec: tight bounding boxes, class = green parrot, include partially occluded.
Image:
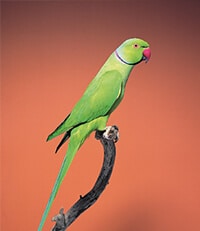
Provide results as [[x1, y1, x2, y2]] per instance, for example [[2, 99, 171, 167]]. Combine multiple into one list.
[[38, 38, 151, 230]]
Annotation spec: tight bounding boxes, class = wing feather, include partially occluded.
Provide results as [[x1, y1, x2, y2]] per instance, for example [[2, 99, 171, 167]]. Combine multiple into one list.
[[47, 70, 123, 140]]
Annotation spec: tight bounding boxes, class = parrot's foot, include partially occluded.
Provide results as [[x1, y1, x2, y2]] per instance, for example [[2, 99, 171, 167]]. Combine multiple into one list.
[[94, 125, 118, 143], [103, 125, 119, 143], [95, 125, 119, 142]]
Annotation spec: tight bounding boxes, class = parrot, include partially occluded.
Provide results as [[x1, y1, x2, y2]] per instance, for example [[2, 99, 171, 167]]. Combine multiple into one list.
[[38, 38, 151, 230]]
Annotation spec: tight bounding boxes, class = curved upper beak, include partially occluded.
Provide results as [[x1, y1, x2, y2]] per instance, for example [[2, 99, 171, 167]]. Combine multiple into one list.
[[142, 47, 151, 63]]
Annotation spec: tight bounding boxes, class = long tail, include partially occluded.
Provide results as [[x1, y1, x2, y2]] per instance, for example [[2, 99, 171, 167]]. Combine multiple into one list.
[[38, 133, 83, 231], [38, 117, 102, 230]]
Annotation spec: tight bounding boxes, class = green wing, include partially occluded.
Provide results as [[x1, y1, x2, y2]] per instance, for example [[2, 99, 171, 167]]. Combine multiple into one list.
[[47, 70, 123, 141]]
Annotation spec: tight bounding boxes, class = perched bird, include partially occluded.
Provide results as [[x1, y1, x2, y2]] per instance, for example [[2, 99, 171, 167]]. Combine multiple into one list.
[[38, 38, 151, 230]]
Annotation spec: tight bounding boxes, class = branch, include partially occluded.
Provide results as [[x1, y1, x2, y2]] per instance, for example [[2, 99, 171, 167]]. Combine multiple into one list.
[[51, 126, 119, 231]]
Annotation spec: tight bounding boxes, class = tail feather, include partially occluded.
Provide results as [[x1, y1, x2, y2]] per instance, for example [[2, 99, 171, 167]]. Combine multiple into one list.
[[47, 113, 71, 141], [39, 120, 97, 230], [38, 142, 80, 231], [55, 130, 71, 153]]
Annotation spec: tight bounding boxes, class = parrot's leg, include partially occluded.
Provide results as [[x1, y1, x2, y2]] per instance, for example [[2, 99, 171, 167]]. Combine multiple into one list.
[[96, 125, 119, 143]]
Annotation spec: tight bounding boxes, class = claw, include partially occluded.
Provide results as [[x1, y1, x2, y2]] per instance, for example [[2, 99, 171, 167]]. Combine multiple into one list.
[[103, 125, 119, 143]]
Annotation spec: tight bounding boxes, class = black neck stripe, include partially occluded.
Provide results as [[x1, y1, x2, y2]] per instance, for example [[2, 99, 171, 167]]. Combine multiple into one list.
[[115, 50, 135, 66]]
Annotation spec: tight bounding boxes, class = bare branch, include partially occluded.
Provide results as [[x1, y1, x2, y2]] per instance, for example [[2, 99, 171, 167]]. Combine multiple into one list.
[[51, 126, 119, 231]]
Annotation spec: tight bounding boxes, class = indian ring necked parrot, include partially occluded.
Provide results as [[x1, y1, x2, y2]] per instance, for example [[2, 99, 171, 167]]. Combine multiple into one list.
[[38, 38, 151, 230]]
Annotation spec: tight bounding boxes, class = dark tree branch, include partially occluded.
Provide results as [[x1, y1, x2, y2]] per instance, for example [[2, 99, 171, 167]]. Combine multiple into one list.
[[51, 126, 119, 231]]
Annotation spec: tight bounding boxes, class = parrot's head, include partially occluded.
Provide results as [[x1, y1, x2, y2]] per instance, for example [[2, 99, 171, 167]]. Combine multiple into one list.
[[115, 38, 151, 65]]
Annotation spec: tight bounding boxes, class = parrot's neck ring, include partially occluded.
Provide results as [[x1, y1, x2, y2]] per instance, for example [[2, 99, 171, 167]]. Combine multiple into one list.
[[115, 50, 135, 66]]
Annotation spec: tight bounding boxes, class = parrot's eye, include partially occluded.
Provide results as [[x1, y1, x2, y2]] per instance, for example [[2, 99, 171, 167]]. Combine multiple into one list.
[[133, 44, 139, 48]]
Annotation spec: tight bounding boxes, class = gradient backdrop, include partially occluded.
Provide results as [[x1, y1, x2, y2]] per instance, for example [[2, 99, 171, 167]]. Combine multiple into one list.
[[1, 1, 200, 230]]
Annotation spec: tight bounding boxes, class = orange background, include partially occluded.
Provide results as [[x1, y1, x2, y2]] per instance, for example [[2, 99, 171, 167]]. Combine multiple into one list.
[[1, 1, 200, 230]]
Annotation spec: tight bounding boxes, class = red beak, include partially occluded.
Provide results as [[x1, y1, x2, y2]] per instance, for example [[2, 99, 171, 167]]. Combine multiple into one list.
[[143, 47, 151, 62]]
